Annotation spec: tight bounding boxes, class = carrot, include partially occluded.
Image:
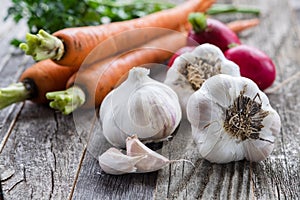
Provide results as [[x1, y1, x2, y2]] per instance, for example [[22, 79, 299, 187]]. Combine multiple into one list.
[[0, 59, 78, 109], [226, 18, 260, 34], [19, 0, 215, 68], [45, 31, 187, 115]]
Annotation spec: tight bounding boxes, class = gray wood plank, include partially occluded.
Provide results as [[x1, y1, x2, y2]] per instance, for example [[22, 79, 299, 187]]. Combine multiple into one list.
[[0, 103, 85, 200], [155, 0, 300, 199], [71, 152, 158, 200], [71, 0, 300, 199], [0, 0, 33, 148], [0, 0, 299, 199], [70, 108, 159, 200], [0, 1, 87, 199]]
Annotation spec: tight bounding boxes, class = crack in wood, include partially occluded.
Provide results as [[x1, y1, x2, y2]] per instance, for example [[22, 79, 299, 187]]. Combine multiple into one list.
[[0, 103, 24, 154], [194, 160, 214, 199], [224, 163, 235, 199], [166, 158, 211, 199], [68, 147, 87, 200], [49, 168, 55, 200], [1, 0, 300, 199], [7, 179, 24, 193], [22, 166, 26, 183]]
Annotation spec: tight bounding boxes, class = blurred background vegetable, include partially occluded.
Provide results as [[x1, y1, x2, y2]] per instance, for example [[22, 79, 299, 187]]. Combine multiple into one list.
[[4, 0, 260, 47], [4, 0, 175, 46], [5, 0, 175, 32]]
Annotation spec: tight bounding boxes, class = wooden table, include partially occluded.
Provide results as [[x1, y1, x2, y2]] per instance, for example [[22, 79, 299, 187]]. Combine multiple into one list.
[[0, 0, 299, 199]]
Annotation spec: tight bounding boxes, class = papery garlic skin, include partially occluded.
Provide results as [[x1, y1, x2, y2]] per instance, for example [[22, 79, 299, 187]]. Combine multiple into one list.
[[98, 135, 177, 175], [187, 74, 281, 163], [164, 43, 240, 118], [100, 67, 182, 148], [126, 135, 170, 172], [98, 148, 146, 175]]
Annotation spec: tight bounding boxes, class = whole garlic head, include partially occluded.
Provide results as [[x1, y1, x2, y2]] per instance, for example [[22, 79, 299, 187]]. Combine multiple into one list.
[[164, 43, 240, 117], [187, 74, 281, 163], [100, 67, 182, 148]]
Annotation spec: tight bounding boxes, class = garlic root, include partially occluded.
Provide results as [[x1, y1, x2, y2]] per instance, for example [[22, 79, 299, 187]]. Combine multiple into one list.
[[186, 74, 281, 163]]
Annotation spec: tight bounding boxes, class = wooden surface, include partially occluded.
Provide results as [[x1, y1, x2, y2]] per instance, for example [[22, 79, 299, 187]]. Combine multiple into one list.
[[0, 0, 300, 199]]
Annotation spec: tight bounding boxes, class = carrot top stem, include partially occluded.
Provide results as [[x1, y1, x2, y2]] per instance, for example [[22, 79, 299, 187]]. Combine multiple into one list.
[[19, 29, 64, 61], [0, 82, 31, 109], [188, 12, 207, 33], [46, 86, 85, 115]]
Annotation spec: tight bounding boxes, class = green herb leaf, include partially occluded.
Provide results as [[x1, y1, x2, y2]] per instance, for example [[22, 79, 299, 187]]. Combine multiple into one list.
[[4, 0, 175, 35]]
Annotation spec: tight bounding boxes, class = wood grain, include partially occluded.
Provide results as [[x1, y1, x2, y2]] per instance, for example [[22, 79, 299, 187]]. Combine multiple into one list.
[[0, 0, 299, 199], [155, 0, 300, 199]]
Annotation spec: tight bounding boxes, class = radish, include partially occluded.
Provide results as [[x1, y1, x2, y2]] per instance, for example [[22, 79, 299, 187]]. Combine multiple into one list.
[[224, 44, 276, 90], [187, 12, 241, 52]]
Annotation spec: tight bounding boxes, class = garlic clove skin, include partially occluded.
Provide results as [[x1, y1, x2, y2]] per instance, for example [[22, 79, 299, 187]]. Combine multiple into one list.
[[126, 135, 170, 173], [98, 147, 146, 175], [187, 74, 281, 163], [100, 67, 182, 148], [164, 43, 240, 118], [191, 124, 245, 163], [244, 108, 281, 162]]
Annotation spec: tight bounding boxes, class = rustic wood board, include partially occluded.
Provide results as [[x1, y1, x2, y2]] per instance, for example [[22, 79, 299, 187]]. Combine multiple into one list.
[[0, 1, 86, 199], [0, 0, 299, 199], [155, 0, 300, 199]]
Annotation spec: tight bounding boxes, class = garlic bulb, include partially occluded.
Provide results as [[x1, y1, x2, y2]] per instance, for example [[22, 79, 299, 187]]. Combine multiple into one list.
[[186, 74, 281, 163], [100, 67, 182, 148], [164, 43, 240, 117]]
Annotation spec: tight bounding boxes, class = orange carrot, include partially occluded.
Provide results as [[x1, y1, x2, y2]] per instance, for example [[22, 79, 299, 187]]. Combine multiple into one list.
[[20, 0, 215, 68], [46, 31, 187, 114], [226, 18, 260, 34], [0, 60, 78, 109]]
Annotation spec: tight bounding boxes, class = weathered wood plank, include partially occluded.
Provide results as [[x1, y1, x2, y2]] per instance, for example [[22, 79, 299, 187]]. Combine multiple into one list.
[[71, 0, 300, 199], [70, 108, 158, 200], [155, 0, 300, 199], [1, 0, 299, 199], [0, 1, 87, 199], [71, 151, 158, 200], [0, 57, 33, 151], [0, 103, 86, 200], [0, 0, 33, 148]]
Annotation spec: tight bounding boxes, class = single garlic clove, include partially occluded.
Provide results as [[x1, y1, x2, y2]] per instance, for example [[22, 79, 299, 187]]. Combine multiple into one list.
[[126, 135, 170, 172], [98, 147, 146, 175], [100, 67, 182, 148], [187, 74, 281, 163], [164, 43, 240, 118]]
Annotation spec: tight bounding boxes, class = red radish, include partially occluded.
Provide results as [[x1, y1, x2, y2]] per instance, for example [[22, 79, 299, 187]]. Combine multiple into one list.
[[167, 46, 196, 67], [224, 44, 276, 90], [187, 12, 241, 52]]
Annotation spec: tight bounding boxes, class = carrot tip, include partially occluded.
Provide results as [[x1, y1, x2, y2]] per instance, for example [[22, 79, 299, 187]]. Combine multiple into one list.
[[19, 29, 64, 61], [46, 86, 85, 115], [0, 82, 30, 109]]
